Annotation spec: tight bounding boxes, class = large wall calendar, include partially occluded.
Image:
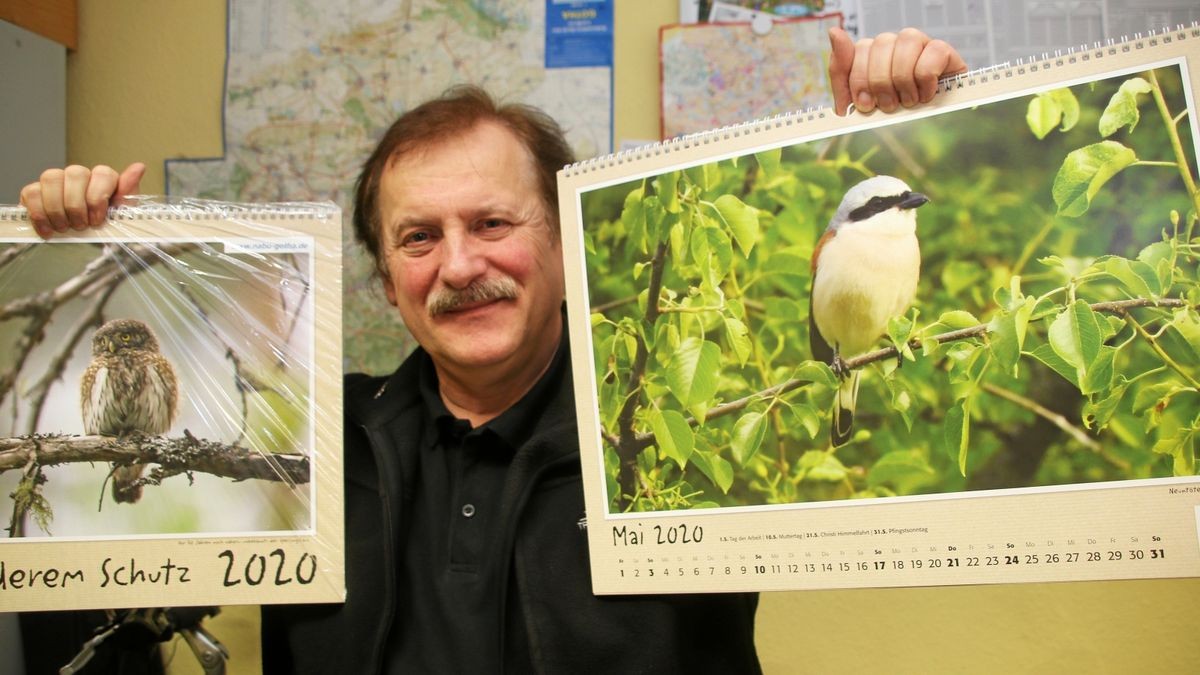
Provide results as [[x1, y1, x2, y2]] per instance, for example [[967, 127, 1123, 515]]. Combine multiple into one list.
[[559, 26, 1200, 594]]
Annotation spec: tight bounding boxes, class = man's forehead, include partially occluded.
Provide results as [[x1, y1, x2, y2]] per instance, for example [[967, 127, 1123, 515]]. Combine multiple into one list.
[[384, 119, 533, 172]]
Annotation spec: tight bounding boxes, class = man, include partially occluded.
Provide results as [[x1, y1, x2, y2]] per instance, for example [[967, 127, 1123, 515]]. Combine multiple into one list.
[[20, 27, 964, 673]]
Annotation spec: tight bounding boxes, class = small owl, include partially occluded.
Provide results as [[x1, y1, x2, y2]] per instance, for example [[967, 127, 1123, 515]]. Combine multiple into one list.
[[81, 318, 179, 503]]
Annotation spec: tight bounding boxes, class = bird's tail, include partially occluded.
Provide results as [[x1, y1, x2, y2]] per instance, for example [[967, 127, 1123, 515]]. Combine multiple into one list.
[[831, 370, 860, 447], [112, 463, 145, 504]]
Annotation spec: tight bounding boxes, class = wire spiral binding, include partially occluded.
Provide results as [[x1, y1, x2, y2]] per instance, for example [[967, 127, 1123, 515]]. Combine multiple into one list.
[[563, 21, 1199, 177], [0, 199, 339, 223]]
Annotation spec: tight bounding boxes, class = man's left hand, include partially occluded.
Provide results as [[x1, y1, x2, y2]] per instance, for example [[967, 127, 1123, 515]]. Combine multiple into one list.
[[828, 26, 967, 116]]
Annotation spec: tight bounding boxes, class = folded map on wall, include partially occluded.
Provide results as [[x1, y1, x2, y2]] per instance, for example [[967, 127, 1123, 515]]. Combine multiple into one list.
[[660, 14, 841, 139]]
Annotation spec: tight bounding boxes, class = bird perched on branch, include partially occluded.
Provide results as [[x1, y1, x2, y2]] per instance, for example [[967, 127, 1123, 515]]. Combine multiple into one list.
[[810, 175, 928, 446], [81, 318, 179, 503]]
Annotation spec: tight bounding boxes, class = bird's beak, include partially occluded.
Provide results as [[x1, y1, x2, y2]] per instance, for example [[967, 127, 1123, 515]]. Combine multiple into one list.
[[900, 192, 929, 210]]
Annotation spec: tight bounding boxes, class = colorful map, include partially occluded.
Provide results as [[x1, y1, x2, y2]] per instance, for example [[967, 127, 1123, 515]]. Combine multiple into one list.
[[660, 15, 837, 138], [168, 0, 611, 374]]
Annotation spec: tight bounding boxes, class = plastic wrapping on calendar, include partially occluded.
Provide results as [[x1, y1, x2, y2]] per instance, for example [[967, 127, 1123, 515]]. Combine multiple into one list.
[[0, 199, 344, 611]]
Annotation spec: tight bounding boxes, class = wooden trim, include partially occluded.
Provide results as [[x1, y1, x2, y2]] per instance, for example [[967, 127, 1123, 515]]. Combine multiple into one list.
[[0, 0, 77, 50]]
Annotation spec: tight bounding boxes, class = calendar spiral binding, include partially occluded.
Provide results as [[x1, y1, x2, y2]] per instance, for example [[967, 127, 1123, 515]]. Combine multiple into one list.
[[562, 21, 1200, 177], [0, 198, 339, 223]]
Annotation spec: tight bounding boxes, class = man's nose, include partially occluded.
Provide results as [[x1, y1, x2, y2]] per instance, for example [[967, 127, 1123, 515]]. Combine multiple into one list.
[[438, 231, 488, 289]]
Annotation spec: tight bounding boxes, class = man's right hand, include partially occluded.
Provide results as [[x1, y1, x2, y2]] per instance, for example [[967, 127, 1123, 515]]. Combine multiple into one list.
[[18, 163, 146, 238]]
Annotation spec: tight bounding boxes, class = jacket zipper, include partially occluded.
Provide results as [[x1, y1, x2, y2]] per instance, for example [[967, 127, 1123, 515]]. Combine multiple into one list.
[[494, 450, 578, 673], [365, 423, 398, 674]]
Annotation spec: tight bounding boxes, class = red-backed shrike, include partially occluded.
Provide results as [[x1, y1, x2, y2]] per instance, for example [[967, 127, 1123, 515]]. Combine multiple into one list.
[[810, 175, 928, 446]]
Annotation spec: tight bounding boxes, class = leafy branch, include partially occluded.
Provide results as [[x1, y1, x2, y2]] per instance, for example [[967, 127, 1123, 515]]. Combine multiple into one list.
[[604, 296, 1192, 455]]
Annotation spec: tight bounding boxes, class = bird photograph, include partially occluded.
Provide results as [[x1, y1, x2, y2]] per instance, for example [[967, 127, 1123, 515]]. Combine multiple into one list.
[[809, 175, 927, 447], [0, 236, 317, 537], [579, 63, 1199, 513], [81, 318, 180, 504]]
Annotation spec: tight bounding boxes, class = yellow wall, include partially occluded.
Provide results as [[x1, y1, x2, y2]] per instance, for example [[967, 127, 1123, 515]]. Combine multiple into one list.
[[63, 2, 1200, 673]]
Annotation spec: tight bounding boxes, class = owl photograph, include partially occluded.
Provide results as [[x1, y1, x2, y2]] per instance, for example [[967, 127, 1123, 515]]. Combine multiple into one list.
[[81, 318, 180, 504], [0, 233, 319, 538]]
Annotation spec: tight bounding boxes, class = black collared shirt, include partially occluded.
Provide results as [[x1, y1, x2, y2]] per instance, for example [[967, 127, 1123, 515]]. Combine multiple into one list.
[[387, 342, 566, 673]]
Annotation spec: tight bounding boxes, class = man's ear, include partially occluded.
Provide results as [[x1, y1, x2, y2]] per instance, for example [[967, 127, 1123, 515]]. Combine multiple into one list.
[[381, 273, 398, 307]]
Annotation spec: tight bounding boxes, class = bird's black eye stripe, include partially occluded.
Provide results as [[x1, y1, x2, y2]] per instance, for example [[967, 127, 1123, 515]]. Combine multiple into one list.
[[848, 191, 912, 222]]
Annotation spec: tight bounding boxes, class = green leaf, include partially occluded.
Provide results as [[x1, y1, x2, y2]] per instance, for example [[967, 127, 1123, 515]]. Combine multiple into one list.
[[638, 447, 656, 475], [1102, 257, 1162, 298], [723, 316, 752, 366], [1048, 300, 1103, 387], [667, 338, 722, 416], [936, 310, 981, 331], [1083, 381, 1129, 430], [690, 221, 734, 283], [793, 360, 839, 389], [648, 408, 695, 468], [1138, 241, 1174, 292], [783, 402, 822, 439], [1081, 345, 1117, 396], [988, 297, 1035, 376], [868, 450, 935, 489], [1052, 141, 1138, 217], [798, 450, 848, 482], [656, 171, 681, 213], [689, 450, 734, 493], [669, 220, 687, 263], [1054, 89, 1081, 131], [944, 400, 970, 477], [755, 148, 782, 177], [1152, 428, 1196, 476], [886, 376, 918, 431], [887, 311, 919, 363], [730, 411, 768, 465], [1029, 343, 1080, 387], [1027, 89, 1080, 139], [604, 447, 621, 504], [1099, 77, 1152, 137], [1131, 381, 1189, 418], [1026, 93, 1061, 140], [620, 187, 647, 253], [686, 163, 721, 192], [713, 194, 759, 257], [1171, 309, 1200, 361]]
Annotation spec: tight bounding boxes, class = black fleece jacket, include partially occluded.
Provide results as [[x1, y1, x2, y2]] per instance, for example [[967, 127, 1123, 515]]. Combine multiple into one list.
[[261, 346, 761, 674]]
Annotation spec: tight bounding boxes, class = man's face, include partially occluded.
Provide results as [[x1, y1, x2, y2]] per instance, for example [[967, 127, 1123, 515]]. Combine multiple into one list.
[[377, 121, 565, 376]]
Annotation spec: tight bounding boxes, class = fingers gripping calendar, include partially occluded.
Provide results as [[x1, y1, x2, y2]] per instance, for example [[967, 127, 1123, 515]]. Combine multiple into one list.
[[558, 27, 1200, 594]]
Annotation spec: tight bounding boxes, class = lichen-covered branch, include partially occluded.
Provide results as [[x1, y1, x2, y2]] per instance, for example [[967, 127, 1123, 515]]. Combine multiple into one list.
[[0, 434, 310, 485]]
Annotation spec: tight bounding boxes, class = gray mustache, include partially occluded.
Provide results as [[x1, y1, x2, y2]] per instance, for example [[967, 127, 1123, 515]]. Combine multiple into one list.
[[427, 277, 519, 317]]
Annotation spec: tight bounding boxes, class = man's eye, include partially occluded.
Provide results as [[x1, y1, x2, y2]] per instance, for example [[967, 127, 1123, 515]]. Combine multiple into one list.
[[401, 231, 433, 248], [478, 219, 511, 235]]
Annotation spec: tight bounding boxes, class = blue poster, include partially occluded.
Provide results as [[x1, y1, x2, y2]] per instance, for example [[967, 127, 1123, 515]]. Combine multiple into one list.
[[545, 0, 613, 68]]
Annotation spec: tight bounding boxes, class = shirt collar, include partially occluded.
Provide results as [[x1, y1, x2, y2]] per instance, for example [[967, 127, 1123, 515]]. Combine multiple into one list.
[[416, 320, 569, 450]]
